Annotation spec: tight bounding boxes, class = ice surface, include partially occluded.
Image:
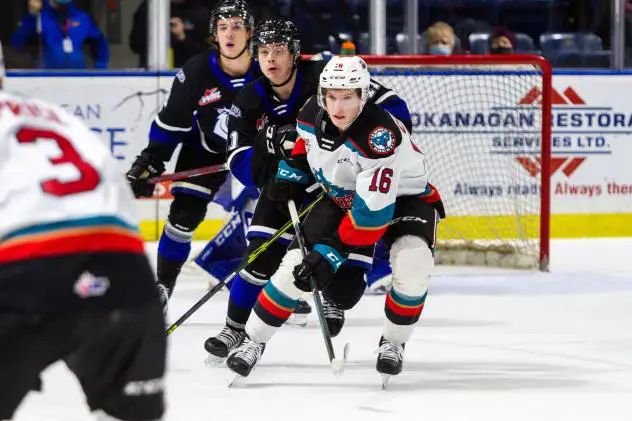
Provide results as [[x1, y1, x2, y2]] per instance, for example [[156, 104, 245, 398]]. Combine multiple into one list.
[[15, 239, 632, 421]]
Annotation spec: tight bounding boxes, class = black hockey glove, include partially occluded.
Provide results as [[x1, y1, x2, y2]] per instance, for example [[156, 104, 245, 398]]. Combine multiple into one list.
[[293, 240, 347, 292], [265, 159, 310, 203], [265, 178, 305, 203], [125, 150, 166, 198], [263, 124, 298, 160]]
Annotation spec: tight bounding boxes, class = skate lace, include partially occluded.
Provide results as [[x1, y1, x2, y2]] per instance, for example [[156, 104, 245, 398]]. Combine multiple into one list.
[[217, 327, 244, 348], [236, 337, 263, 365], [323, 299, 344, 320], [378, 341, 404, 362]]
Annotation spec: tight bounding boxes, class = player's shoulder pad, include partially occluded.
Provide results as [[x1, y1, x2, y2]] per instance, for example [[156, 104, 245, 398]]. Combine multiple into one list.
[[367, 78, 394, 105], [175, 52, 210, 84], [345, 103, 404, 159], [232, 78, 263, 114]]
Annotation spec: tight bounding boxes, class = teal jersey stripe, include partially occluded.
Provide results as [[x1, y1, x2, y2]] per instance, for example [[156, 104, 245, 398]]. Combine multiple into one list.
[[389, 289, 427, 307], [263, 282, 299, 310], [297, 120, 316, 135], [343, 139, 368, 158], [2, 216, 138, 242], [350, 194, 395, 228]]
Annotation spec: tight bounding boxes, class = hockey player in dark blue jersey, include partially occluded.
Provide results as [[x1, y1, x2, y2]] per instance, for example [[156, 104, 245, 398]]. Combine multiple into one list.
[[193, 54, 398, 295], [203, 18, 413, 363], [125, 0, 257, 313]]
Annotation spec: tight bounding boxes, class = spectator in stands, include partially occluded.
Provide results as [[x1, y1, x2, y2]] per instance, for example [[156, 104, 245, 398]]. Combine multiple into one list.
[[489, 27, 516, 55], [291, 0, 356, 54], [425, 22, 456, 55], [130, 0, 211, 68], [11, 0, 109, 69]]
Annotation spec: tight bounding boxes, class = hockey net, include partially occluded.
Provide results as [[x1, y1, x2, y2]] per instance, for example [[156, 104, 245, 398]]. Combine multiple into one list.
[[363, 55, 552, 271]]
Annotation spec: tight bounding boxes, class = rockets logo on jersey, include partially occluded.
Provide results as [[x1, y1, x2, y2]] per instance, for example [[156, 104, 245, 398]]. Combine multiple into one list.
[[199, 88, 222, 106], [256, 113, 269, 131], [368, 127, 396, 154], [313, 168, 355, 209]]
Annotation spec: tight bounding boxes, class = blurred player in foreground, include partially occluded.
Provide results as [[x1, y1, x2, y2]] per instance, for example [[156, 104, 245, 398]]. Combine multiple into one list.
[[0, 53, 166, 420]]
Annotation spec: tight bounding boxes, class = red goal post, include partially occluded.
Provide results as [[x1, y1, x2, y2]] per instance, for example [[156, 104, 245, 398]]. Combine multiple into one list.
[[352, 55, 552, 271]]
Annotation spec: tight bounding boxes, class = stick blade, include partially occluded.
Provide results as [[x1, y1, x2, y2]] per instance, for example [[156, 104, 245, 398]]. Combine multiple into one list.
[[330, 342, 350, 378]]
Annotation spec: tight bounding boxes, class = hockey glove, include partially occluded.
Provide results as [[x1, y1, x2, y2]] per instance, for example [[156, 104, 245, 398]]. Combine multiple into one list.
[[125, 150, 166, 198], [293, 242, 347, 292], [265, 159, 310, 203], [263, 124, 298, 160]]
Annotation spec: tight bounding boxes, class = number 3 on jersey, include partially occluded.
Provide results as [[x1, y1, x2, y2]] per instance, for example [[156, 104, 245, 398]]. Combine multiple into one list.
[[17, 127, 101, 197], [369, 167, 393, 193]]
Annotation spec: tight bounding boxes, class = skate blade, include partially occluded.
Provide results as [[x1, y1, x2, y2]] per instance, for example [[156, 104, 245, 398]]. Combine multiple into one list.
[[228, 373, 246, 388], [286, 313, 308, 327], [330, 342, 350, 378], [381, 374, 392, 389], [204, 354, 226, 368]]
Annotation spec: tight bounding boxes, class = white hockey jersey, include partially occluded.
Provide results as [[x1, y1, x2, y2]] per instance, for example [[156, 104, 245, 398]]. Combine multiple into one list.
[[293, 96, 442, 247], [0, 91, 143, 264]]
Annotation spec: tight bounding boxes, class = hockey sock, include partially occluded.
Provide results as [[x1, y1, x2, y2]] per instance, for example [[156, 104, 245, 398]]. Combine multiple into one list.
[[157, 223, 192, 292], [226, 271, 266, 330], [246, 249, 304, 343], [383, 288, 427, 344], [382, 236, 433, 344], [249, 281, 300, 343]]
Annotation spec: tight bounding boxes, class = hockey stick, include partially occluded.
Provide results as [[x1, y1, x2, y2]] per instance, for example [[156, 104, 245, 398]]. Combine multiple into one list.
[[148, 163, 228, 184], [287, 199, 349, 377], [165, 193, 324, 336]]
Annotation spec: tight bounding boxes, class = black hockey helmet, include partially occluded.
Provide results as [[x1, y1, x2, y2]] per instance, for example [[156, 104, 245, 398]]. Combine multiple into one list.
[[250, 19, 301, 58], [209, 0, 254, 36]]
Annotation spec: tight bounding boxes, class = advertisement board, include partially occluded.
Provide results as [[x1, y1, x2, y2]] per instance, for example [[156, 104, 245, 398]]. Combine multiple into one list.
[[6, 70, 632, 239]]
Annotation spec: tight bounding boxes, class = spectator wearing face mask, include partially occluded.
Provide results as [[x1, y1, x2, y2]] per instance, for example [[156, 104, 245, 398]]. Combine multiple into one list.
[[11, 0, 109, 69], [425, 22, 456, 56], [489, 27, 516, 55]]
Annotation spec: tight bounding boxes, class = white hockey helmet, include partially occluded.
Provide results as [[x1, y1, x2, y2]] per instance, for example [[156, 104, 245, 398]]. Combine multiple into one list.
[[317, 56, 371, 110]]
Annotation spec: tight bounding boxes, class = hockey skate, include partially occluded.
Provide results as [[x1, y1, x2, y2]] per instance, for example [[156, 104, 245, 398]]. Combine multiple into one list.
[[287, 298, 311, 327], [226, 335, 266, 381], [322, 296, 345, 337], [376, 336, 405, 388], [204, 326, 245, 367]]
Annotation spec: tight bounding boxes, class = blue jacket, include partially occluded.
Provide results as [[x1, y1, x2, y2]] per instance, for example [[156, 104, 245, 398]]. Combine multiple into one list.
[[11, 1, 109, 69]]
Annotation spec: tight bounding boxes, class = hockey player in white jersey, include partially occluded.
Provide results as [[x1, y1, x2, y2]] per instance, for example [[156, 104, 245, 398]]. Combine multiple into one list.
[[226, 56, 446, 382], [0, 85, 166, 419]]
